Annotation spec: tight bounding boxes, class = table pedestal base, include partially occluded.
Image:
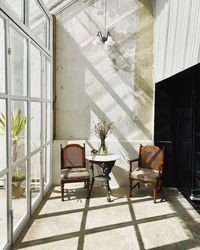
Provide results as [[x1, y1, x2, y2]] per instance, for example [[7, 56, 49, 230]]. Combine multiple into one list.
[[89, 161, 115, 202]]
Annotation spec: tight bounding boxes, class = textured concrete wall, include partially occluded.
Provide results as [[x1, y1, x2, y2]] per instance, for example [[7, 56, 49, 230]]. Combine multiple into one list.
[[56, 0, 154, 141], [54, 0, 154, 186]]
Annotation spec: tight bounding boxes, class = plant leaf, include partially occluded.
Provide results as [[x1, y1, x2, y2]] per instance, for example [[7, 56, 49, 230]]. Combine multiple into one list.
[[0, 118, 5, 130], [1, 113, 5, 120], [14, 109, 21, 136], [16, 117, 26, 136], [11, 112, 14, 135]]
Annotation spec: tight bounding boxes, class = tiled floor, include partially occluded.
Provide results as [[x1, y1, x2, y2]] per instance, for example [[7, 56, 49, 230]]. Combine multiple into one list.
[[13, 184, 200, 250]]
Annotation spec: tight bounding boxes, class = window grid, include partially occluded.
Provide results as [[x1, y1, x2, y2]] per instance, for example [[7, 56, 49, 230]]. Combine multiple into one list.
[[0, 1, 53, 247]]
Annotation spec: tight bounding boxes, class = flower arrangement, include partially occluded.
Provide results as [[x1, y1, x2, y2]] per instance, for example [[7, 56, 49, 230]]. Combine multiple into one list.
[[93, 118, 113, 155]]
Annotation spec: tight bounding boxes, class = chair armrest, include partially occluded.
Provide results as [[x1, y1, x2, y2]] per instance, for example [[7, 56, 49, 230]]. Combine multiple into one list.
[[128, 158, 139, 163], [128, 158, 139, 172], [155, 163, 164, 175]]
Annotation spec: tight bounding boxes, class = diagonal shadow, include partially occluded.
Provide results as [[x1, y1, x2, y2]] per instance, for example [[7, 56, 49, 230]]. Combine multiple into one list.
[[14, 186, 200, 250], [56, 23, 152, 140]]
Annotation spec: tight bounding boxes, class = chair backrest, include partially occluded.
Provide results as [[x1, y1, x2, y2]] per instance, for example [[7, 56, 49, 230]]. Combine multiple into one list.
[[139, 144, 164, 171], [60, 143, 86, 169]]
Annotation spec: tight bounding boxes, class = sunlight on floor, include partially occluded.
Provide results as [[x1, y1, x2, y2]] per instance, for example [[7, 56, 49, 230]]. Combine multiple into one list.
[[14, 185, 200, 250]]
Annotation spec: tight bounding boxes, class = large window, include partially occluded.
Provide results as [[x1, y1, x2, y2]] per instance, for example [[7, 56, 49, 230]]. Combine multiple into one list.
[[10, 27, 27, 96], [1, 0, 50, 50], [3, 0, 22, 21], [30, 0, 49, 47], [0, 1, 52, 248], [0, 17, 5, 93]]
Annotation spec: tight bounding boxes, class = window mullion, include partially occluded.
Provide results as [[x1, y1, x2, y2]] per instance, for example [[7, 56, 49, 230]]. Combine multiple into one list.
[[41, 53, 44, 197], [27, 37, 31, 216], [5, 17, 12, 246]]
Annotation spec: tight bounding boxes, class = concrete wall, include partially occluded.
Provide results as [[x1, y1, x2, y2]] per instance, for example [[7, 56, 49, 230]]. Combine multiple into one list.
[[53, 0, 154, 186]]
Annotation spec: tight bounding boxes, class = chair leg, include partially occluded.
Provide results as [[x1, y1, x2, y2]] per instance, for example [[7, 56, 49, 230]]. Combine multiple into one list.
[[86, 180, 90, 199], [138, 182, 140, 189], [160, 179, 163, 194], [129, 179, 132, 197], [153, 185, 156, 203], [61, 183, 64, 201]]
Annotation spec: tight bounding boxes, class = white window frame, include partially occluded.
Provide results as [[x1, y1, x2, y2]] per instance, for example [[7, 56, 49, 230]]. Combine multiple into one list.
[[0, 0, 53, 248]]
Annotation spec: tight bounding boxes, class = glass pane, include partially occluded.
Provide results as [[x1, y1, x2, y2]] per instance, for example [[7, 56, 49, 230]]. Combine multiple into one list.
[[44, 145, 50, 187], [3, 0, 22, 20], [10, 27, 27, 96], [11, 101, 27, 163], [0, 174, 7, 249], [31, 102, 41, 151], [29, 0, 48, 46], [42, 0, 60, 9], [12, 161, 27, 230], [47, 103, 51, 142], [0, 99, 7, 171], [43, 103, 50, 143], [47, 60, 51, 99], [30, 44, 41, 98], [0, 18, 5, 93], [43, 57, 51, 99], [43, 103, 46, 143], [31, 152, 41, 205]]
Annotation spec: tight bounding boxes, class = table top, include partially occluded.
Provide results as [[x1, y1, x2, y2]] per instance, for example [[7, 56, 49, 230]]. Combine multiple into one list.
[[86, 154, 120, 162]]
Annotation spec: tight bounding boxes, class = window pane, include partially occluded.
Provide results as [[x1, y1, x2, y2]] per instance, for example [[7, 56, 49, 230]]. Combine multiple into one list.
[[10, 27, 27, 96], [12, 161, 27, 231], [31, 102, 41, 151], [30, 44, 41, 98], [30, 0, 48, 46], [43, 103, 51, 144], [31, 153, 41, 205], [11, 101, 27, 163], [0, 99, 7, 171], [43, 57, 51, 99], [47, 60, 51, 99], [44, 145, 50, 187], [42, 0, 60, 9], [0, 18, 5, 93], [47, 103, 51, 142], [31, 44, 42, 98], [43, 103, 46, 143], [0, 174, 7, 249], [3, 0, 22, 21]]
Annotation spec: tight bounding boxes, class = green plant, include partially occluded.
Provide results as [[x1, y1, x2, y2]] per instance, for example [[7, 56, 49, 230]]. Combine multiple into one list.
[[12, 174, 26, 183], [0, 109, 26, 162]]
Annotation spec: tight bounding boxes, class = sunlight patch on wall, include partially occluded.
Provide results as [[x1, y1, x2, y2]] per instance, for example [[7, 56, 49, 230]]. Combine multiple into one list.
[[56, 0, 154, 141]]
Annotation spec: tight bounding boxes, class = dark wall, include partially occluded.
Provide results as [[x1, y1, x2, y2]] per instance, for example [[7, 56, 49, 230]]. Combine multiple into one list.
[[154, 63, 200, 196]]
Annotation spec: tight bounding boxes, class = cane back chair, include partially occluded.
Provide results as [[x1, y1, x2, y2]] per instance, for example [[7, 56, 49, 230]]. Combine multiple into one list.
[[129, 144, 164, 203], [60, 143, 90, 201]]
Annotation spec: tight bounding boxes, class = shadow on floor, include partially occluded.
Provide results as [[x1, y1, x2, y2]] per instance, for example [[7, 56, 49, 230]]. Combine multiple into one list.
[[13, 185, 200, 250]]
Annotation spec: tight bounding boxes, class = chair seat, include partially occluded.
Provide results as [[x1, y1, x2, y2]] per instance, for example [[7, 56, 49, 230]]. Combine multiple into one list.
[[61, 168, 90, 181], [130, 168, 159, 182]]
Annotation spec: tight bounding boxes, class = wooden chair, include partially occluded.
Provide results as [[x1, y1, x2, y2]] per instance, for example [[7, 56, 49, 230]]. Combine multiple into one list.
[[60, 143, 90, 201], [129, 144, 164, 203]]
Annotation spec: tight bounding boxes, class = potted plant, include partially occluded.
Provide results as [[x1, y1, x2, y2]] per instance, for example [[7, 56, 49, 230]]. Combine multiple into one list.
[[0, 109, 26, 198], [12, 174, 26, 199]]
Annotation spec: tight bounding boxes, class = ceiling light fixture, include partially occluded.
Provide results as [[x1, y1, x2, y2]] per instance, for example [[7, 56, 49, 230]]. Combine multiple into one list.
[[93, 0, 115, 47]]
